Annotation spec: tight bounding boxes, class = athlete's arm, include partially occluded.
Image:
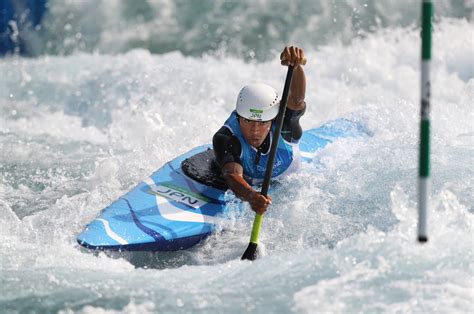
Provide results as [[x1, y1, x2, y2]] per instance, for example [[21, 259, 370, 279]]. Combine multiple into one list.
[[212, 128, 272, 214], [221, 162, 272, 215], [280, 107, 305, 142], [279, 46, 307, 142], [280, 46, 306, 111]]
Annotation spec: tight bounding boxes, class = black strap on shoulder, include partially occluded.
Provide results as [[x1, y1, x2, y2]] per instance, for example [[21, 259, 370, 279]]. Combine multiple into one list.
[[181, 148, 228, 190]]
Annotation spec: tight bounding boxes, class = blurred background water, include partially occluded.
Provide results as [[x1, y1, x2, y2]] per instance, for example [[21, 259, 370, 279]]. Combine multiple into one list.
[[3, 0, 474, 59], [1, 0, 473, 313]]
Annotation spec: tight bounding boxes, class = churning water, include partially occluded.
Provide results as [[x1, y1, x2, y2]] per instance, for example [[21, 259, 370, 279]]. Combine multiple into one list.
[[1, 1, 473, 313]]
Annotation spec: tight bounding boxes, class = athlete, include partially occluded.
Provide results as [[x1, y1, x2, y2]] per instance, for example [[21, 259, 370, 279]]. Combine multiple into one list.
[[212, 46, 306, 215]]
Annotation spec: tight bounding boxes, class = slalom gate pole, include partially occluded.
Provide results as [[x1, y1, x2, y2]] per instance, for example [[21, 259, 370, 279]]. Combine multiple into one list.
[[418, 0, 433, 243]]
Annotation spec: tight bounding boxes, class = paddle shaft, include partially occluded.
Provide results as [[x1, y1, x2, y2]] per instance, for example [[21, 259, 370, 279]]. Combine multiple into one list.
[[262, 66, 295, 196], [248, 65, 295, 245]]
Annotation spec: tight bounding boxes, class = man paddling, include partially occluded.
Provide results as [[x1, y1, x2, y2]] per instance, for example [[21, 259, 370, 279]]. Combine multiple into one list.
[[213, 46, 306, 214]]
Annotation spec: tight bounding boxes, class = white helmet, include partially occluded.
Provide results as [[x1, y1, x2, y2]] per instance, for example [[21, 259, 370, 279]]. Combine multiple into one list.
[[236, 83, 280, 121]]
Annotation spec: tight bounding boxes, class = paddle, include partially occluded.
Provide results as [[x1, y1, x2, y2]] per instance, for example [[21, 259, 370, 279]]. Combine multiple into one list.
[[241, 58, 305, 261]]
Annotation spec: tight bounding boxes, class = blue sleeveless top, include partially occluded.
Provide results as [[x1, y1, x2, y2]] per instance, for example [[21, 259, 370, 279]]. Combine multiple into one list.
[[223, 111, 298, 183]]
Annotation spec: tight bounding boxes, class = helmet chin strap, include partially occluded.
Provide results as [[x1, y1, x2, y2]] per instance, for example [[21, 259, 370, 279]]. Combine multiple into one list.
[[254, 146, 262, 165]]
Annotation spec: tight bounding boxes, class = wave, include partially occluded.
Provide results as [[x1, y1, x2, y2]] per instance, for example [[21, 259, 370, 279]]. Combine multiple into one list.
[[6, 0, 474, 59], [0, 18, 473, 313]]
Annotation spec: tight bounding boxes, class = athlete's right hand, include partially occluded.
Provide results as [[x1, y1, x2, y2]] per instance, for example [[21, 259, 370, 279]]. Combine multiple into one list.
[[247, 191, 272, 215]]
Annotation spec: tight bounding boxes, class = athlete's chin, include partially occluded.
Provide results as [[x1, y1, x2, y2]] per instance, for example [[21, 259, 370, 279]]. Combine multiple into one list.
[[250, 139, 263, 147]]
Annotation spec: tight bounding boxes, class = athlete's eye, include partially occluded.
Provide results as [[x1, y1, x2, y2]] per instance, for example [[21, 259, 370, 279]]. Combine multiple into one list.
[[240, 117, 271, 126]]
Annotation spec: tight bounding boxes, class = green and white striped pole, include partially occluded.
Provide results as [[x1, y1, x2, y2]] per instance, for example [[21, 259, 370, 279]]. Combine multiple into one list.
[[418, 0, 433, 243]]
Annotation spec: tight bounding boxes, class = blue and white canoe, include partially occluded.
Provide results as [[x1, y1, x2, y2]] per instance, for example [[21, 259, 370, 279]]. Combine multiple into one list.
[[77, 118, 369, 251]]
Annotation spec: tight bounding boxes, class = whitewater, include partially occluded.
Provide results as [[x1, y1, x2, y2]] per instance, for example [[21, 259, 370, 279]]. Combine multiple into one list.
[[1, 9, 473, 314]]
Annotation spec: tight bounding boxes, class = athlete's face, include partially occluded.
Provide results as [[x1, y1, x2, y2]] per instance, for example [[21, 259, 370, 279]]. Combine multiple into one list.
[[239, 117, 272, 148]]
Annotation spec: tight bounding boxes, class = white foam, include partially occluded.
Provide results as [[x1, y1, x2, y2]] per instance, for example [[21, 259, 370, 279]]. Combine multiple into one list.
[[0, 19, 473, 313]]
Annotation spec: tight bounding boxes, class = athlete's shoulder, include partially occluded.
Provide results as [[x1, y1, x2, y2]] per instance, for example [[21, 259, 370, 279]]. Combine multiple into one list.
[[213, 126, 242, 167]]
